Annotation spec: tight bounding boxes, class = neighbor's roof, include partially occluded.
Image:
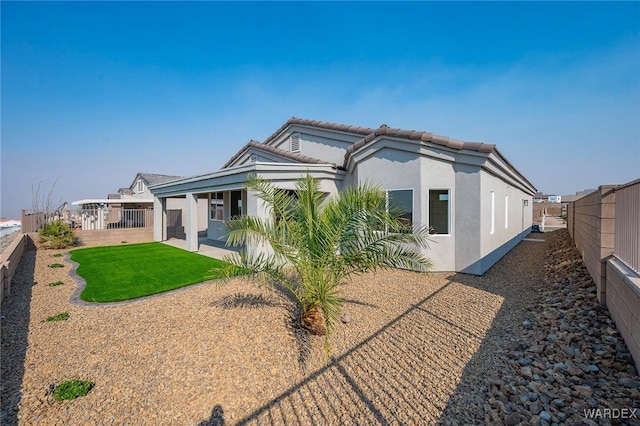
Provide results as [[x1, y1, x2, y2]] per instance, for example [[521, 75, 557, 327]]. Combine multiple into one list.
[[133, 173, 183, 188]]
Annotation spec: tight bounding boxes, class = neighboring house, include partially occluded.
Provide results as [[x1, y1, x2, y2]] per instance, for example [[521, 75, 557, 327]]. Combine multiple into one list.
[[149, 118, 536, 275], [72, 173, 208, 233]]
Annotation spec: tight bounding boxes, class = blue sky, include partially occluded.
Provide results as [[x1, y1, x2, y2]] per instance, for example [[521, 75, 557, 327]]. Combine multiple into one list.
[[2, 1, 639, 218]]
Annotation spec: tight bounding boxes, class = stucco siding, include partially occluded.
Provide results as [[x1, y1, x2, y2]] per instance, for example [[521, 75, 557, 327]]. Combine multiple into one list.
[[454, 164, 481, 273], [350, 147, 458, 272], [473, 170, 532, 274], [270, 126, 359, 165], [150, 120, 536, 277], [420, 155, 457, 272]]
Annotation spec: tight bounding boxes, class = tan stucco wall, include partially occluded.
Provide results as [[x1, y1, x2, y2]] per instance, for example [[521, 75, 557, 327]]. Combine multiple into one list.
[[75, 228, 153, 247]]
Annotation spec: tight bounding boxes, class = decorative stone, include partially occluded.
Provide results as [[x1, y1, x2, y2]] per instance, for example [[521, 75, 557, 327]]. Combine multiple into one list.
[[340, 313, 352, 324], [574, 385, 593, 398], [505, 412, 524, 425], [529, 399, 542, 415], [520, 366, 533, 380]]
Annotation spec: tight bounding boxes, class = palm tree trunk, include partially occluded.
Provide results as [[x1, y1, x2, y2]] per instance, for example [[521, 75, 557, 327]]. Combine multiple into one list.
[[301, 305, 327, 335]]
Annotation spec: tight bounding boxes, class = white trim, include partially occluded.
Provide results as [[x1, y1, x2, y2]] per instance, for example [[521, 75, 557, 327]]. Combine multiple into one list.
[[505, 194, 509, 229], [428, 188, 452, 236], [490, 191, 495, 235], [385, 188, 414, 226]]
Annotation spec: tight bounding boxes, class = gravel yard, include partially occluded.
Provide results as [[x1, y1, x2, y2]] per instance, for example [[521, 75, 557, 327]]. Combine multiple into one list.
[[2, 230, 638, 425]]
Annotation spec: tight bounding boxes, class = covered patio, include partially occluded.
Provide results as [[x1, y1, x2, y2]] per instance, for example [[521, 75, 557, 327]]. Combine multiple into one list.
[[148, 162, 344, 253], [162, 236, 240, 260]]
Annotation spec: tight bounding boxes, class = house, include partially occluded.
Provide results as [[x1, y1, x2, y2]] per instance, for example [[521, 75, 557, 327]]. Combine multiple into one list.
[[72, 173, 208, 233], [149, 118, 536, 275]]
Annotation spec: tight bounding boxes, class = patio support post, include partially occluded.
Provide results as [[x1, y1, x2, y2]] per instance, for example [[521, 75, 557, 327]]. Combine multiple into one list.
[[185, 192, 198, 252], [153, 197, 167, 242]]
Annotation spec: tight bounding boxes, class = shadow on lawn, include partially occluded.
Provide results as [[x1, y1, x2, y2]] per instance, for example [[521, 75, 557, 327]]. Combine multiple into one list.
[[196, 234, 549, 425], [0, 240, 37, 426]]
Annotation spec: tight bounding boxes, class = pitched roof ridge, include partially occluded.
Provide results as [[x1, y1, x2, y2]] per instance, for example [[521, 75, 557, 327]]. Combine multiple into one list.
[[343, 123, 535, 190], [262, 117, 375, 146], [138, 172, 183, 180], [221, 140, 255, 169], [133, 172, 183, 188], [222, 137, 331, 169], [344, 124, 498, 164]]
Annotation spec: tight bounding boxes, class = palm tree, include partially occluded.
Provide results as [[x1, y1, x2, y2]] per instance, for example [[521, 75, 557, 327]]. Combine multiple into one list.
[[223, 174, 433, 338]]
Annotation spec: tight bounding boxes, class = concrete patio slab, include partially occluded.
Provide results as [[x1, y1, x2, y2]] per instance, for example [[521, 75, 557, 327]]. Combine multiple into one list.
[[162, 237, 240, 260]]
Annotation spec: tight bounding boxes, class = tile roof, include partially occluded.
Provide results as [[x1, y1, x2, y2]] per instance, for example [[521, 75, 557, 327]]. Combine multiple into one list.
[[222, 140, 333, 169], [262, 117, 375, 146], [344, 124, 495, 163], [137, 173, 183, 186], [343, 123, 535, 189], [219, 117, 534, 190]]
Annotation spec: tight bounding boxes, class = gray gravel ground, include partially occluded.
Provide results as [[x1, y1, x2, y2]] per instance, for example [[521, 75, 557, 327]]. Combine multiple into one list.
[[1, 231, 637, 425]]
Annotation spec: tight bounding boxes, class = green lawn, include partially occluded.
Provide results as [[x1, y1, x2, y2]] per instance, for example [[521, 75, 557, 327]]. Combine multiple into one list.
[[70, 242, 235, 302]]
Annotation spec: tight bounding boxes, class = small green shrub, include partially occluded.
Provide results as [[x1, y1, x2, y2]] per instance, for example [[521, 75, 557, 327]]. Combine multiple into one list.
[[48, 281, 64, 287], [53, 380, 94, 401], [49, 263, 64, 268], [52, 253, 64, 257], [39, 220, 75, 249], [46, 312, 69, 322]]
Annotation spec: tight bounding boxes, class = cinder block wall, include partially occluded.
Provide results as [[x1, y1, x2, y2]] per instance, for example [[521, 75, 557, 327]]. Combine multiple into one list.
[[570, 186, 616, 304], [606, 259, 640, 369], [75, 228, 153, 247]]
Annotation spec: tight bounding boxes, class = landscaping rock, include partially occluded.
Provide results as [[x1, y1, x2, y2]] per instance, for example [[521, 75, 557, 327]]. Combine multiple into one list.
[[3, 230, 639, 425]]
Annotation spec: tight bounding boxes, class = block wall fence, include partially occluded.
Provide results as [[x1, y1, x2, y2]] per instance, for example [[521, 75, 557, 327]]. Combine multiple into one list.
[[567, 179, 640, 368]]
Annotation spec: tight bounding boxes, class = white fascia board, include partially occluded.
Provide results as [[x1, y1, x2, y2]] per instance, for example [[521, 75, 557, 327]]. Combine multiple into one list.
[[149, 163, 343, 197], [484, 153, 537, 195], [346, 137, 466, 172], [267, 124, 363, 149], [347, 136, 536, 195], [227, 146, 298, 168]]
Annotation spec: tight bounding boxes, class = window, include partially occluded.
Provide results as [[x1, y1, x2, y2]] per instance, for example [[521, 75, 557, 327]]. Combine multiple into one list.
[[230, 190, 243, 217], [210, 192, 223, 220], [387, 189, 413, 227], [429, 189, 450, 234], [490, 191, 495, 234], [137, 179, 143, 193], [505, 195, 509, 229], [290, 133, 301, 152]]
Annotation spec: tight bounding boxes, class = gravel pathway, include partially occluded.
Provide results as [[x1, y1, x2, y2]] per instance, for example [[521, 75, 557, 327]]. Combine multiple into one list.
[[1, 231, 637, 425]]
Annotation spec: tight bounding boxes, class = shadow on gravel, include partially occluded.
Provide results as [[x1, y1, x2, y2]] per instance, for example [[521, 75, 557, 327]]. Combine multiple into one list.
[[436, 234, 549, 423], [201, 235, 549, 425], [197, 404, 225, 426], [0, 242, 37, 426], [227, 281, 466, 425]]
